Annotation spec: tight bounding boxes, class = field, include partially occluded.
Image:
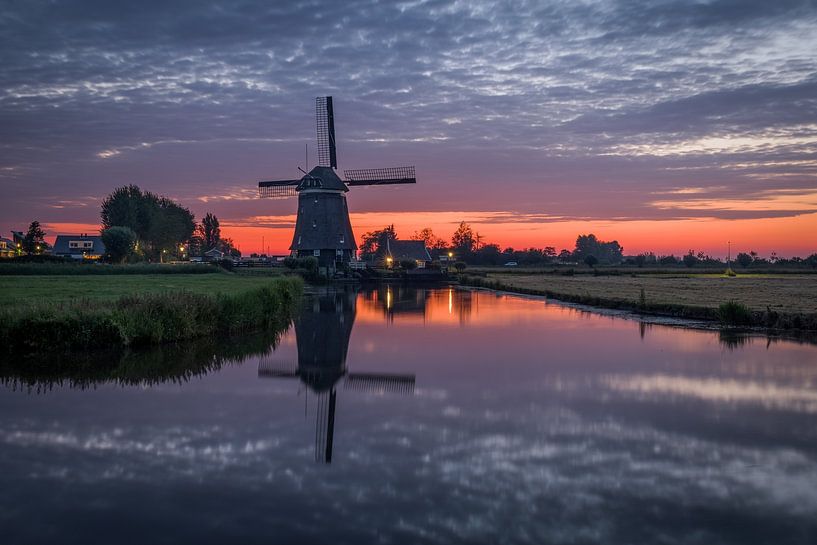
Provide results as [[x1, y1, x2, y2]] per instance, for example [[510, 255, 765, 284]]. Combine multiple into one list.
[[481, 273, 817, 314], [0, 273, 289, 308]]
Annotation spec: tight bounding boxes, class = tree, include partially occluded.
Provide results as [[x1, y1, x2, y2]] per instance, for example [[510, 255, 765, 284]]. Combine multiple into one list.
[[451, 221, 476, 252], [735, 252, 753, 268], [23, 221, 46, 254], [411, 228, 447, 250], [682, 250, 699, 268], [101, 226, 137, 263], [101, 185, 150, 239], [201, 212, 221, 249], [573, 233, 623, 264], [360, 225, 396, 260], [584, 255, 598, 267]]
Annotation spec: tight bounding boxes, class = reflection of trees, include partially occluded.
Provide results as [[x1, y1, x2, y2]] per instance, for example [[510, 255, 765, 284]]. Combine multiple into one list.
[[360, 285, 474, 324], [0, 328, 289, 393]]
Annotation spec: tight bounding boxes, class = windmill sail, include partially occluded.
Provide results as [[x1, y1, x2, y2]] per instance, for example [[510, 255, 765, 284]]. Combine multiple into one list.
[[258, 179, 300, 198], [316, 96, 337, 169], [344, 166, 416, 186]]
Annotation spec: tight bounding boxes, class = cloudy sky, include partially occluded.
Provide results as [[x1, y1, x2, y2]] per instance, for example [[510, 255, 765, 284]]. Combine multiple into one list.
[[1, 0, 816, 255]]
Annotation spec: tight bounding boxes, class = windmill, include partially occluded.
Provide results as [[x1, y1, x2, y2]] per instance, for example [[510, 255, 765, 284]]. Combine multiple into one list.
[[258, 97, 417, 272], [258, 288, 415, 463]]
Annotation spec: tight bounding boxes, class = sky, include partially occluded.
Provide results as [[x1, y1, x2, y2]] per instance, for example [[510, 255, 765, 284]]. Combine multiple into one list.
[[1, 0, 816, 257]]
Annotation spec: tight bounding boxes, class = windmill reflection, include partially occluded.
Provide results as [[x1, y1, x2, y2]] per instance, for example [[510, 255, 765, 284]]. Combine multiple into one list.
[[258, 287, 415, 463]]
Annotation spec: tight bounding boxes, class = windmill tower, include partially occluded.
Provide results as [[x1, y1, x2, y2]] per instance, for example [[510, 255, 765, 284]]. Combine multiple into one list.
[[258, 97, 417, 272]]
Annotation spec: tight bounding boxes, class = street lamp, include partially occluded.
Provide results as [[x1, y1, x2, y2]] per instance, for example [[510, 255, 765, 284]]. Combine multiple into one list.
[[386, 256, 393, 268]]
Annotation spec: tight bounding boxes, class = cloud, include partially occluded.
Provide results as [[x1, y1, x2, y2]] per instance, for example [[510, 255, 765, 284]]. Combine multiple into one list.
[[1, 0, 816, 242]]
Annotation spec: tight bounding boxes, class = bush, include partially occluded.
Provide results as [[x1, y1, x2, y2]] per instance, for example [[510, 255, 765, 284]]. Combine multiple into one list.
[[399, 259, 417, 270], [454, 261, 467, 273], [717, 300, 753, 326]]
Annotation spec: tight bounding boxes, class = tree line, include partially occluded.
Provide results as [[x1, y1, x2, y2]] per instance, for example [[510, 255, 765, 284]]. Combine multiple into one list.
[[100, 185, 238, 263], [359, 221, 817, 268]]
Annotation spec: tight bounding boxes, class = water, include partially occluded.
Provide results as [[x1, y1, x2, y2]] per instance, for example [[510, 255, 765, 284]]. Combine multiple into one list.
[[1, 286, 816, 544]]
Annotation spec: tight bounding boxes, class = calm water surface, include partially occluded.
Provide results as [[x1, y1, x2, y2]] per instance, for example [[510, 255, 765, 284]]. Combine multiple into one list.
[[2, 287, 816, 544]]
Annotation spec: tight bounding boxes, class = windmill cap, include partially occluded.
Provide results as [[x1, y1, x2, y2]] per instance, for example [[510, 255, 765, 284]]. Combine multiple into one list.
[[298, 166, 348, 192]]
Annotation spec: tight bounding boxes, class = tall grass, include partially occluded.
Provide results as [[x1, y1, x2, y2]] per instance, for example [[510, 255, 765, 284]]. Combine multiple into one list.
[[0, 277, 302, 353], [0, 262, 224, 276]]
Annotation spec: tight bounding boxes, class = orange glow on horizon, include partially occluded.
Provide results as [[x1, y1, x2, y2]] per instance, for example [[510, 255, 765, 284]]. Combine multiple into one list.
[[40, 211, 817, 259]]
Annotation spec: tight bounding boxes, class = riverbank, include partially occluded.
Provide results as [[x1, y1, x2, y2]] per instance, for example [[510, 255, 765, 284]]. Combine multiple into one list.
[[0, 275, 302, 353], [460, 273, 817, 331]]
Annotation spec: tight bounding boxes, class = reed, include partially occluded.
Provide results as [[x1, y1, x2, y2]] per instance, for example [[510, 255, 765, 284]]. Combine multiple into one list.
[[0, 276, 302, 353]]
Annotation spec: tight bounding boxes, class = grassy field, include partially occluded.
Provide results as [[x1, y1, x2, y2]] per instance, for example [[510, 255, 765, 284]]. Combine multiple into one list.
[[0, 273, 290, 308], [461, 272, 817, 330], [482, 273, 817, 314]]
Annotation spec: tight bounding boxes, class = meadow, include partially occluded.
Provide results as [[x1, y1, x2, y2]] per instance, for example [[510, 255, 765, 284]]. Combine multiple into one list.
[[462, 271, 817, 330], [1, 272, 289, 308]]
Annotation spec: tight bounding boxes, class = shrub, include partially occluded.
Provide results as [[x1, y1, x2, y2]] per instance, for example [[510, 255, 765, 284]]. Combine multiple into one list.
[[717, 300, 753, 326]]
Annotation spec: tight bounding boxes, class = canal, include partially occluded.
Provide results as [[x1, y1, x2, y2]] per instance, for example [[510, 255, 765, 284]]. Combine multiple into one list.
[[1, 286, 816, 544]]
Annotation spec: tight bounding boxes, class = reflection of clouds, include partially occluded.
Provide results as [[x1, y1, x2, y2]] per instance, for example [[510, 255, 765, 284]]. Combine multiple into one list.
[[603, 374, 817, 413]]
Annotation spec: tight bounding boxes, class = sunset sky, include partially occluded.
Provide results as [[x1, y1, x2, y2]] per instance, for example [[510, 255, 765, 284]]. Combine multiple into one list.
[[1, 0, 816, 257]]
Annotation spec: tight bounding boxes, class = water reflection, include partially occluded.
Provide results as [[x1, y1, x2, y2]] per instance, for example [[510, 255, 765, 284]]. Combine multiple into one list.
[[258, 287, 415, 462], [2, 287, 817, 544]]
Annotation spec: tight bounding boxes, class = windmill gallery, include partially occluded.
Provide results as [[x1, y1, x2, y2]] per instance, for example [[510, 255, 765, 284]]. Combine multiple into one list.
[[257, 97, 418, 275]]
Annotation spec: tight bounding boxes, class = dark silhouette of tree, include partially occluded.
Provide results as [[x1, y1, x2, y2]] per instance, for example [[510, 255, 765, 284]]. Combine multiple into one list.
[[682, 250, 699, 268], [360, 225, 396, 260], [411, 228, 447, 250], [23, 221, 46, 254], [573, 234, 623, 264], [584, 255, 598, 267], [451, 221, 476, 252], [201, 212, 221, 249], [100, 185, 194, 260], [101, 226, 137, 263], [735, 252, 753, 268]]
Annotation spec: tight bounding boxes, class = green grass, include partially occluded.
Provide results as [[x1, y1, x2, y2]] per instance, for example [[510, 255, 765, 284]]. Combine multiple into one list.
[[0, 273, 292, 308], [0, 262, 225, 276], [0, 275, 303, 353]]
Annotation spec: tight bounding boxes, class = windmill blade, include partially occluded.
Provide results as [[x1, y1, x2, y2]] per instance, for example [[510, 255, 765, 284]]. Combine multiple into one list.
[[344, 166, 416, 186], [259, 179, 300, 198], [316, 96, 337, 169], [258, 358, 299, 378], [344, 372, 416, 394]]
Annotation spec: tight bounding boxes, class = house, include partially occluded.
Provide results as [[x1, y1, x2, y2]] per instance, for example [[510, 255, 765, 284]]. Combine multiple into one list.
[[203, 247, 225, 262], [0, 237, 15, 258], [384, 239, 431, 269], [52, 234, 106, 260]]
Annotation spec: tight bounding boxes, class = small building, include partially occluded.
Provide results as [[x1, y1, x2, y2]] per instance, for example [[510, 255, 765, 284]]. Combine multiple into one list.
[[0, 237, 16, 258], [53, 234, 106, 260], [384, 239, 431, 269], [203, 247, 225, 262]]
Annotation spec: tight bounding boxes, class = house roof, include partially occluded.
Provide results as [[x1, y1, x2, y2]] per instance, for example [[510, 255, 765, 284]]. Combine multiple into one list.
[[386, 239, 431, 262], [52, 235, 106, 255]]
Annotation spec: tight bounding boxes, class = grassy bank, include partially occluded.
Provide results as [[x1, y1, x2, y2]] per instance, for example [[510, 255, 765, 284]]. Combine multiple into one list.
[[0, 262, 227, 276], [461, 273, 817, 331], [0, 276, 303, 353]]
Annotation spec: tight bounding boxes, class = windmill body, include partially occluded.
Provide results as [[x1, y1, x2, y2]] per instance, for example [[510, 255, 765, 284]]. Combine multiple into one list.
[[258, 97, 417, 273]]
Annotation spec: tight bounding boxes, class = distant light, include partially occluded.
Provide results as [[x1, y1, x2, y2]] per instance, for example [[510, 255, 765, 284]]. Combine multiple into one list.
[[448, 252, 453, 258]]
